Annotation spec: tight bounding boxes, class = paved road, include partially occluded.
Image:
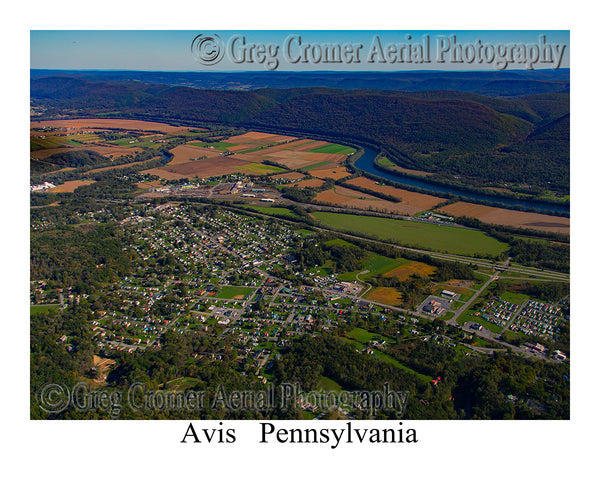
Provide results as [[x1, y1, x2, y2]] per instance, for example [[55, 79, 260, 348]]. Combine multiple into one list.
[[448, 272, 498, 325]]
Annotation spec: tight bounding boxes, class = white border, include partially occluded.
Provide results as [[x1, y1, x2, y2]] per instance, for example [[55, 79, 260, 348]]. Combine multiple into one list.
[[4, 1, 596, 478]]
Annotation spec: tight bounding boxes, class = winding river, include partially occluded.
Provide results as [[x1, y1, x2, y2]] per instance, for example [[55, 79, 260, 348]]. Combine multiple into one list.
[[353, 147, 570, 216]]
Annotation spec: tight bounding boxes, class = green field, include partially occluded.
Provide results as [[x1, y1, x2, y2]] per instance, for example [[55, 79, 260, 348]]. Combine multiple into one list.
[[457, 310, 503, 334], [30, 304, 61, 314], [499, 291, 531, 305], [339, 335, 432, 382], [336, 253, 406, 282], [308, 143, 356, 155], [347, 327, 392, 344], [375, 156, 395, 166], [215, 286, 255, 299], [243, 205, 301, 219], [324, 238, 353, 247], [235, 163, 286, 174], [166, 377, 203, 391], [317, 375, 344, 392], [299, 161, 333, 171], [313, 212, 508, 257]]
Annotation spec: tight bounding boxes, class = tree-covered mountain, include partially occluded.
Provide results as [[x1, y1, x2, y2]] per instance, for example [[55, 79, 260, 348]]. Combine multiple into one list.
[[31, 74, 569, 192]]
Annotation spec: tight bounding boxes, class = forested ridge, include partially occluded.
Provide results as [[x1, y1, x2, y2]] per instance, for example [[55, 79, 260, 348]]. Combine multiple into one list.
[[31, 75, 569, 192]]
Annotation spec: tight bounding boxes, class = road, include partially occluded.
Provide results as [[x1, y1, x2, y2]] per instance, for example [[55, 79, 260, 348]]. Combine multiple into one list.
[[448, 272, 498, 326]]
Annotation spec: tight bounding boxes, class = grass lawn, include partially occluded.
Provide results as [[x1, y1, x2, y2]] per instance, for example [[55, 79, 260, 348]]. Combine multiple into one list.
[[337, 253, 406, 282], [500, 291, 531, 305], [375, 156, 395, 166], [243, 206, 301, 219], [324, 238, 354, 247], [313, 211, 508, 257], [215, 286, 255, 299], [346, 327, 392, 344], [339, 335, 432, 382], [317, 375, 344, 392], [166, 377, 203, 391], [30, 304, 61, 314], [458, 310, 503, 334]]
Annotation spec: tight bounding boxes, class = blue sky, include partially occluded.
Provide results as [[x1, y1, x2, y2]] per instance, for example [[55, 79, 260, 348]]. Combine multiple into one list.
[[30, 30, 570, 71]]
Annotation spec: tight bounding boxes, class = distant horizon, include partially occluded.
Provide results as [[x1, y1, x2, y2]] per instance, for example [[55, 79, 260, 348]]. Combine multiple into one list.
[[30, 67, 570, 74], [30, 30, 570, 72]]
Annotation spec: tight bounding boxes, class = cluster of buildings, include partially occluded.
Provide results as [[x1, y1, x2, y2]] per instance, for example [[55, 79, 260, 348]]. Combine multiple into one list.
[[478, 298, 521, 329], [30, 181, 56, 192], [509, 299, 565, 339]]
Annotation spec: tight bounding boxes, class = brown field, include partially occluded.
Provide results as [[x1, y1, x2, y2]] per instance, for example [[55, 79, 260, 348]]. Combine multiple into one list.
[[310, 167, 352, 180], [169, 144, 222, 165], [293, 178, 325, 188], [366, 287, 403, 306], [437, 201, 570, 235], [258, 151, 343, 170], [141, 168, 187, 181], [136, 180, 164, 190], [315, 186, 422, 215], [225, 132, 298, 145], [345, 177, 444, 210], [270, 172, 307, 181], [145, 156, 249, 179], [383, 261, 437, 281], [50, 180, 96, 193], [30, 119, 201, 134], [443, 279, 476, 288], [31, 144, 141, 160], [435, 285, 472, 295]]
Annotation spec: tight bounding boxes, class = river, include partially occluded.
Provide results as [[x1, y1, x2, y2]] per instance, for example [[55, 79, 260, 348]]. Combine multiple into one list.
[[352, 147, 570, 216]]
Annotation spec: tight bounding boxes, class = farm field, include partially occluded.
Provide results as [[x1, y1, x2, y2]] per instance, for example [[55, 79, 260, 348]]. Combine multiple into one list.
[[366, 287, 404, 306], [436, 201, 570, 235], [292, 178, 325, 188], [313, 211, 509, 256], [306, 143, 356, 155], [383, 261, 437, 280], [309, 167, 352, 180], [344, 176, 444, 212], [146, 131, 350, 180], [30, 144, 142, 160], [50, 179, 96, 193], [270, 172, 307, 181], [315, 186, 418, 215], [30, 119, 204, 134], [234, 163, 286, 175]]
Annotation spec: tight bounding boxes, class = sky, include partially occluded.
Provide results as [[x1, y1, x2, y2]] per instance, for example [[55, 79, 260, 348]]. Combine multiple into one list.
[[30, 30, 570, 72]]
